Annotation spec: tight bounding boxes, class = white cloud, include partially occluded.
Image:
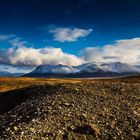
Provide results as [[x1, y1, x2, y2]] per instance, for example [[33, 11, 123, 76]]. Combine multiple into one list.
[[81, 37, 140, 65], [0, 34, 27, 47], [0, 33, 139, 67], [0, 34, 83, 67], [49, 27, 93, 42], [0, 47, 84, 66], [9, 38, 27, 47]]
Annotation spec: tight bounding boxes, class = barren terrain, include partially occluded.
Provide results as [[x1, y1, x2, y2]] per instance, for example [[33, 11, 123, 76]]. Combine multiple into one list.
[[0, 77, 140, 140]]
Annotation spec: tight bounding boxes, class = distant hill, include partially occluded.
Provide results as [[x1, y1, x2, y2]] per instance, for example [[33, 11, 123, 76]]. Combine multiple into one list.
[[24, 62, 140, 78], [0, 71, 24, 77], [0, 71, 11, 77]]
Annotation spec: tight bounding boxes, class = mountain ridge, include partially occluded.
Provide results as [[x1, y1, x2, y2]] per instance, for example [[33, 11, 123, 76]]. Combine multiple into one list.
[[0, 71, 24, 77], [24, 62, 140, 78]]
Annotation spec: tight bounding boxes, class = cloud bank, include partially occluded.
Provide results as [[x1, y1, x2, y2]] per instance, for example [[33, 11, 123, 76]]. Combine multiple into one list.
[[49, 27, 93, 42], [81, 38, 140, 65], [0, 47, 83, 66], [0, 34, 140, 67]]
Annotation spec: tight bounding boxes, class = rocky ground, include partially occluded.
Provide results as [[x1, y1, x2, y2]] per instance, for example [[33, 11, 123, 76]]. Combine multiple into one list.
[[0, 77, 140, 140]]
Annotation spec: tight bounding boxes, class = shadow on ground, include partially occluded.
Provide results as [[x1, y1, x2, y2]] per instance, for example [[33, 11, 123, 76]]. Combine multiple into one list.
[[0, 84, 53, 115]]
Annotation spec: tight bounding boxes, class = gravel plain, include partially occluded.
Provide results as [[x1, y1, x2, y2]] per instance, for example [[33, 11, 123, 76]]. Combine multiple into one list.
[[0, 77, 140, 140]]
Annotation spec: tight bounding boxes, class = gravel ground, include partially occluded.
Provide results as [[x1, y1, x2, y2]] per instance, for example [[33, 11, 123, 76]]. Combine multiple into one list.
[[0, 78, 140, 140]]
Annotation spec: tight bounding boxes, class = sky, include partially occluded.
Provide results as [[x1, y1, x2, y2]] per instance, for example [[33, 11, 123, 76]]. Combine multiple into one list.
[[0, 0, 140, 73]]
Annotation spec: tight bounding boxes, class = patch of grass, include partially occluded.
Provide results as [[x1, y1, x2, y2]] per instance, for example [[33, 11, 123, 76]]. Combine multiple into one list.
[[0, 77, 81, 92]]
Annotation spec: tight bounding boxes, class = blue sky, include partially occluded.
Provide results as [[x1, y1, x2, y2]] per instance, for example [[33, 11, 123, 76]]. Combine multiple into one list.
[[0, 0, 140, 72]]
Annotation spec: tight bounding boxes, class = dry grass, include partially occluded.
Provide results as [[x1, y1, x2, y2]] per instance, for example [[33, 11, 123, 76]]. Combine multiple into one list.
[[0, 77, 81, 92]]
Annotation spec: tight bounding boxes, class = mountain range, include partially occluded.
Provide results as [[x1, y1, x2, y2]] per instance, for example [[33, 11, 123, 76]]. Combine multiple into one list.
[[24, 62, 140, 78], [0, 71, 24, 77], [0, 64, 33, 77]]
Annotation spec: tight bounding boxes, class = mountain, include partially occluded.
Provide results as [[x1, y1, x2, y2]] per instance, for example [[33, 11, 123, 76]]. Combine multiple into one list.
[[99, 62, 140, 73], [0, 64, 34, 77], [0, 71, 24, 77], [78, 64, 105, 73], [25, 62, 140, 78], [135, 65, 140, 69], [31, 64, 76, 74], [0, 71, 11, 77], [72, 62, 94, 71]]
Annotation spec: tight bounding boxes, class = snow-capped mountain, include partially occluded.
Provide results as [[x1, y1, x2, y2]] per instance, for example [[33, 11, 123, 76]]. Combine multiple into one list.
[[78, 64, 105, 73], [25, 62, 140, 77], [99, 62, 140, 73], [75, 62, 140, 74], [31, 64, 76, 74], [73, 62, 93, 70]]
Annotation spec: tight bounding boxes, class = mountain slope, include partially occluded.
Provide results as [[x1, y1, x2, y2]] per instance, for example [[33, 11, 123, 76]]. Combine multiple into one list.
[[25, 62, 140, 77], [100, 62, 140, 73], [0, 71, 24, 77], [31, 64, 76, 74], [0, 71, 11, 77], [78, 64, 104, 73]]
